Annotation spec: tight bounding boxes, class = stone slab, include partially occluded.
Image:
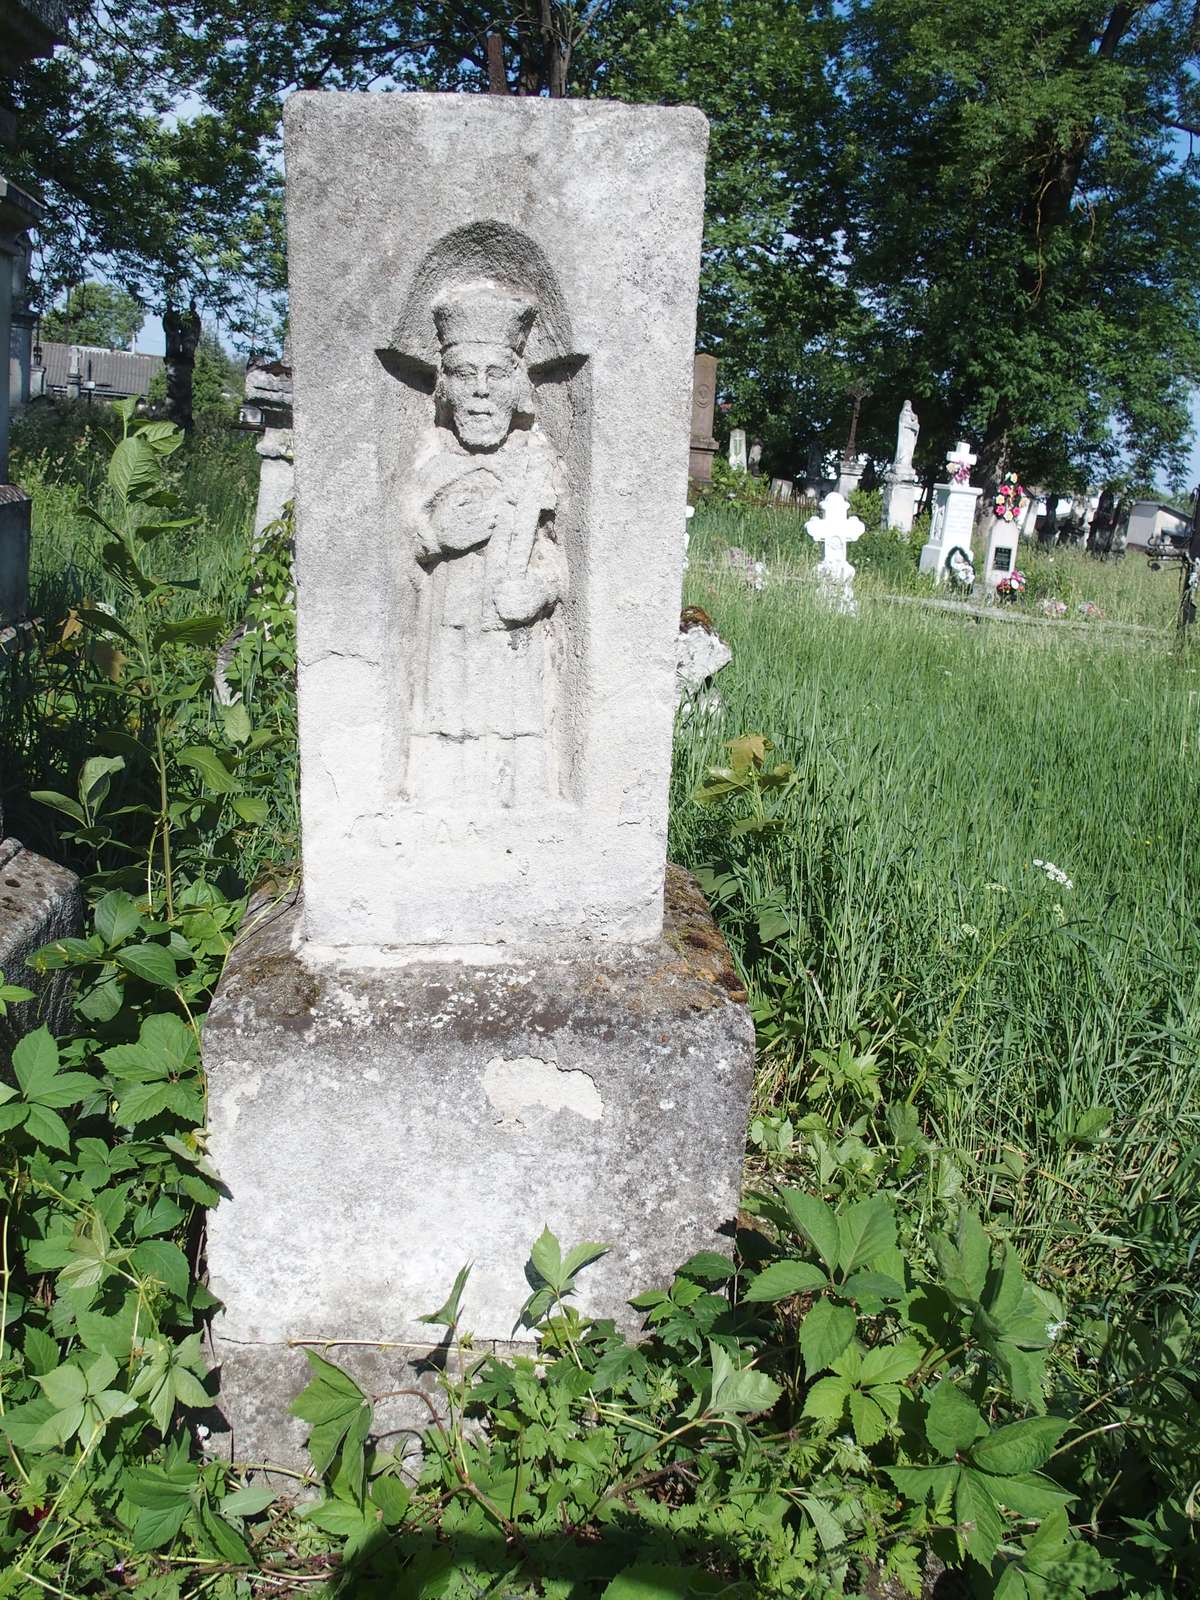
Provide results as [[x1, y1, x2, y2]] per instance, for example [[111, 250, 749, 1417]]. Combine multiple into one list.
[[284, 94, 707, 956], [0, 834, 82, 1059], [204, 865, 754, 1469]]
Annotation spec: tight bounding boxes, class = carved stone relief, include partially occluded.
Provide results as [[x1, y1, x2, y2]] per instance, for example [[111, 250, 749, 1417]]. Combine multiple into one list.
[[379, 224, 589, 814]]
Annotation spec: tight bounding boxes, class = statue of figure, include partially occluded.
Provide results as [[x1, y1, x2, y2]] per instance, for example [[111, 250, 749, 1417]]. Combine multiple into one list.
[[405, 280, 568, 808], [893, 399, 919, 477]]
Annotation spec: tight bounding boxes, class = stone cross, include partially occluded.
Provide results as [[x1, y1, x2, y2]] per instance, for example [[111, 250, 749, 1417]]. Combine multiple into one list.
[[807, 490, 864, 570], [728, 427, 747, 472], [806, 490, 864, 614], [946, 440, 978, 482]]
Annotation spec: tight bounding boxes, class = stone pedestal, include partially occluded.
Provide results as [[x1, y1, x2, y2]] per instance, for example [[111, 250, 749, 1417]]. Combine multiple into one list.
[[920, 481, 982, 581], [883, 470, 918, 536], [240, 358, 295, 540], [206, 869, 754, 1470], [0, 486, 31, 626], [837, 457, 866, 499], [0, 828, 82, 1061]]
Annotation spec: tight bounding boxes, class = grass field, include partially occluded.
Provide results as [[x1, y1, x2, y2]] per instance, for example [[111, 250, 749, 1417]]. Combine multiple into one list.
[[676, 502, 1199, 1306]]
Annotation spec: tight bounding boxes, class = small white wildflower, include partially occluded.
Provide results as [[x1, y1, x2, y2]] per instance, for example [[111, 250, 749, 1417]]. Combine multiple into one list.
[[1032, 858, 1073, 889], [959, 923, 980, 939], [1046, 1320, 1067, 1342], [533, 1362, 547, 1381]]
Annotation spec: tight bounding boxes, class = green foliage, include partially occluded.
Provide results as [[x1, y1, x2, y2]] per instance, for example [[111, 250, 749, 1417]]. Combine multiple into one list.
[[41, 282, 145, 350], [146, 330, 244, 424]]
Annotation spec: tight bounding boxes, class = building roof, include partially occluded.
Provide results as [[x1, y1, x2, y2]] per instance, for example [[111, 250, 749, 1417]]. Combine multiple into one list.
[[39, 341, 163, 400]]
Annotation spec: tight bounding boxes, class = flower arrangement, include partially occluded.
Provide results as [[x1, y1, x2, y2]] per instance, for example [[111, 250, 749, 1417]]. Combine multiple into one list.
[[1076, 600, 1104, 620], [994, 569, 1025, 600], [1039, 597, 1068, 618], [993, 472, 1027, 522], [951, 462, 972, 485]]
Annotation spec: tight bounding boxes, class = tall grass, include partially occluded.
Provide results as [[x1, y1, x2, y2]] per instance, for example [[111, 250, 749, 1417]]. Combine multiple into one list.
[[676, 502, 1200, 1307]]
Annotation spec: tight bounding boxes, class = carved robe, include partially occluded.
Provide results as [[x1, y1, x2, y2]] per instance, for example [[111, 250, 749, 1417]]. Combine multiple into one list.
[[406, 426, 566, 807]]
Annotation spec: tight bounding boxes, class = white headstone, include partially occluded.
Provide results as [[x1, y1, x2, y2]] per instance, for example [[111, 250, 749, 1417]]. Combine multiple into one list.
[[837, 454, 867, 499], [728, 427, 747, 472], [919, 441, 982, 583], [806, 490, 864, 614]]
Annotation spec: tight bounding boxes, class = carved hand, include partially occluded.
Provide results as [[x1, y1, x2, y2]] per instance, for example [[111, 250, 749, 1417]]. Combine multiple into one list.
[[427, 467, 503, 553], [493, 573, 555, 626]]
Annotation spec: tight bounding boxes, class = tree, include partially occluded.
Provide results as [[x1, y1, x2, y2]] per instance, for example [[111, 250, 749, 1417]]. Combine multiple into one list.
[[40, 281, 145, 349], [841, 0, 1200, 496]]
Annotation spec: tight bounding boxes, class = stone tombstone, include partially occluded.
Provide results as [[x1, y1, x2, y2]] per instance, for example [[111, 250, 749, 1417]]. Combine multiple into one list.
[[689, 351, 718, 482], [919, 441, 982, 582], [837, 453, 867, 499], [728, 426, 747, 473], [883, 399, 919, 535], [747, 438, 763, 476], [204, 93, 754, 1471], [0, 801, 83, 1063], [985, 525, 1017, 587], [241, 354, 294, 540], [807, 490, 864, 615]]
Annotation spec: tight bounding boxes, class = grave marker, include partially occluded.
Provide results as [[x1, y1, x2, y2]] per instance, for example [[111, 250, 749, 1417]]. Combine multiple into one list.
[[919, 441, 982, 582], [204, 92, 754, 1471], [807, 490, 864, 614]]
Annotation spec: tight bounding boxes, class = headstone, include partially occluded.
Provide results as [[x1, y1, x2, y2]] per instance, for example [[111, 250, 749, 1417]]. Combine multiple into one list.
[[241, 353, 294, 539], [728, 427, 747, 473], [919, 441, 982, 582], [984, 523, 1018, 588], [768, 477, 793, 503], [204, 92, 754, 1471], [806, 490, 864, 614], [0, 802, 83, 1063], [883, 399, 919, 535], [747, 438, 763, 476], [689, 351, 718, 482], [0, 183, 43, 628]]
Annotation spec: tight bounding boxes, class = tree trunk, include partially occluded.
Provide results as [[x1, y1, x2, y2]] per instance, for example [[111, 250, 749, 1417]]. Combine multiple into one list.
[[485, 32, 509, 93], [162, 301, 201, 433]]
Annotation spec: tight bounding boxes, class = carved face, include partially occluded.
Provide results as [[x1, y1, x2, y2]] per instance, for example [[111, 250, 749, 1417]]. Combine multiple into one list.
[[440, 342, 522, 450]]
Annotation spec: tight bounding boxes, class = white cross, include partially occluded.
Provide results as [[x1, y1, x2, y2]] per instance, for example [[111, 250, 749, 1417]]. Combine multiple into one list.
[[945, 440, 978, 475], [806, 491, 864, 569]]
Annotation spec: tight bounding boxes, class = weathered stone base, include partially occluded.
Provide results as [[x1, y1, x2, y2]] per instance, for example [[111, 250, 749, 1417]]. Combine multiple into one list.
[[0, 835, 82, 1062], [883, 472, 918, 536], [203, 866, 754, 1471]]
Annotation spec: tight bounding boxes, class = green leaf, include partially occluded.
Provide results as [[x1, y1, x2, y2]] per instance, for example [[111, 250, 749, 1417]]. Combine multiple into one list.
[[115, 943, 179, 987], [94, 890, 143, 946], [30, 789, 87, 824], [802, 1374, 850, 1422], [291, 1350, 371, 1475], [131, 1240, 190, 1301], [417, 1262, 473, 1327], [37, 1362, 87, 1409], [780, 1189, 839, 1272], [24, 1326, 60, 1376], [956, 1467, 1006, 1565], [933, 1208, 991, 1306], [232, 795, 270, 824], [975, 1471, 1075, 1519], [220, 1483, 277, 1518], [300, 1496, 375, 1536], [221, 701, 252, 745], [12, 1027, 59, 1099], [109, 434, 160, 500], [836, 1196, 896, 1275], [133, 1498, 192, 1552], [370, 1473, 410, 1525], [859, 1338, 923, 1387], [197, 1497, 254, 1566], [529, 1225, 564, 1292], [970, 1416, 1068, 1475], [80, 753, 125, 806], [75, 605, 138, 646], [926, 1379, 987, 1459], [797, 1298, 855, 1375], [1067, 1105, 1113, 1147], [848, 1389, 889, 1446], [178, 745, 240, 794], [562, 1240, 610, 1281], [707, 1339, 782, 1417], [24, 1102, 72, 1152], [743, 1258, 828, 1302], [677, 1251, 735, 1282]]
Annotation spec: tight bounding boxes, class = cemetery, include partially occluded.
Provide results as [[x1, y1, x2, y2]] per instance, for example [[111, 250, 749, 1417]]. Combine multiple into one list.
[[1, 4, 1199, 1598]]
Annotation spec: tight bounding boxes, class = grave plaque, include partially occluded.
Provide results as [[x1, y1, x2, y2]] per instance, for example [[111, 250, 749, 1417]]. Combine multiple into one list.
[[689, 352, 718, 482]]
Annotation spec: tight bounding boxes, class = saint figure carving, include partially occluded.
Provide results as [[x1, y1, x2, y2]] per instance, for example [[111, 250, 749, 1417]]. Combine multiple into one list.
[[405, 280, 567, 807], [893, 399, 919, 477]]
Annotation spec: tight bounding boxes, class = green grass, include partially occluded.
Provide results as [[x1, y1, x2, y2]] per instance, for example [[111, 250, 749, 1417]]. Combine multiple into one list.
[[676, 498, 1200, 1309]]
